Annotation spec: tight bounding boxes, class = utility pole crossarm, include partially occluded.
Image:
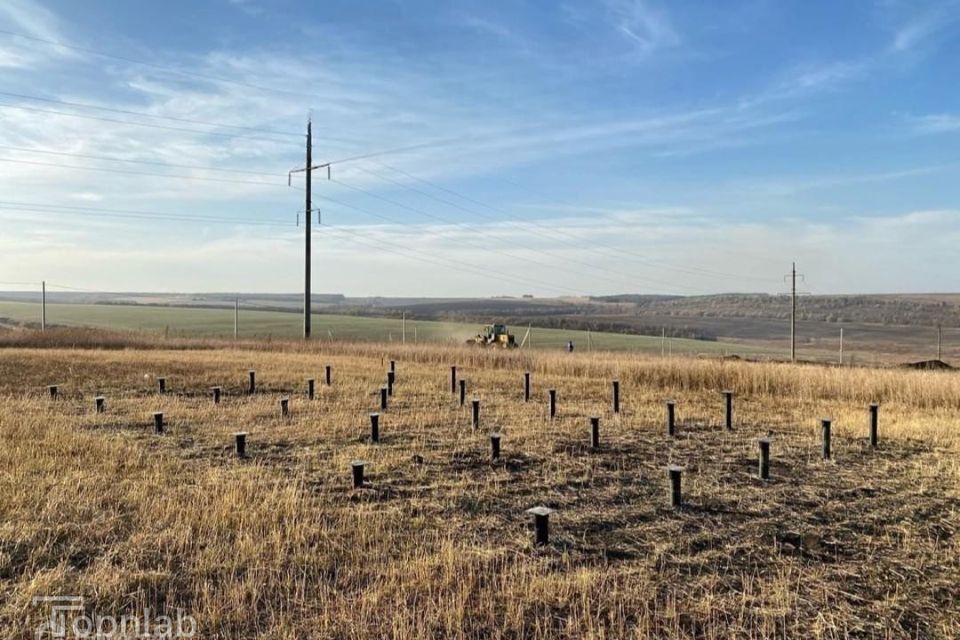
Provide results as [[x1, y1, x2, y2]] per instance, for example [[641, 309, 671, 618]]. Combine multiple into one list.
[[288, 162, 331, 184]]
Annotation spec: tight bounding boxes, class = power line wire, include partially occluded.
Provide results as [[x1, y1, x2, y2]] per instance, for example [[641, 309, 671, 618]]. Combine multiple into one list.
[[349, 164, 709, 294], [0, 157, 294, 188], [320, 139, 462, 167], [1, 205, 588, 296], [0, 90, 301, 137], [0, 103, 431, 168], [328, 176, 709, 295], [320, 185, 660, 293], [488, 170, 782, 281], [0, 28, 331, 101], [373, 160, 780, 285], [0, 101, 301, 144], [0, 201, 294, 227], [317, 193, 705, 297], [0, 280, 97, 292], [46, 282, 99, 292], [316, 223, 588, 297], [0, 145, 284, 178]]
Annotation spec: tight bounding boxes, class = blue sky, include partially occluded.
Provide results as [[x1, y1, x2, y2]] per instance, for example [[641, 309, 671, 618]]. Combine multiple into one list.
[[0, 0, 959, 296]]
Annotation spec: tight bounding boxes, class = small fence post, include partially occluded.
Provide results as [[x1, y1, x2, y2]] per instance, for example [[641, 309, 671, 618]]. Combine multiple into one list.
[[248, 370, 256, 394], [307, 378, 315, 400], [387, 370, 395, 396], [590, 416, 600, 448], [157, 377, 167, 394], [526, 506, 554, 546], [668, 465, 683, 508], [380, 386, 388, 411], [459, 379, 466, 407], [548, 389, 557, 419], [234, 432, 247, 457], [821, 418, 832, 460], [758, 437, 771, 480], [722, 390, 733, 430], [153, 411, 164, 434], [390, 360, 396, 375], [48, 385, 58, 399], [279, 398, 289, 417], [612, 380, 620, 414], [94, 396, 105, 414], [524, 371, 531, 402], [471, 398, 480, 429], [351, 460, 366, 488], [451, 365, 457, 394], [370, 413, 380, 443], [869, 403, 879, 448], [666, 400, 676, 437], [325, 365, 332, 386], [490, 432, 501, 460], [212, 386, 222, 404]]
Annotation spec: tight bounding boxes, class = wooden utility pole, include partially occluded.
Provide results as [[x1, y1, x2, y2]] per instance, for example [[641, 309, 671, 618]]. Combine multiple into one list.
[[41, 280, 46, 331], [287, 119, 337, 341], [304, 120, 312, 339], [234, 297, 239, 340], [839, 327, 843, 366], [402, 312, 406, 344], [790, 262, 796, 362], [782, 262, 806, 363]]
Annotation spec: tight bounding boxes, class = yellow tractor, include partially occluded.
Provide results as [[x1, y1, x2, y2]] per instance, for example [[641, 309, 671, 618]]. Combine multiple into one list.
[[467, 323, 518, 348]]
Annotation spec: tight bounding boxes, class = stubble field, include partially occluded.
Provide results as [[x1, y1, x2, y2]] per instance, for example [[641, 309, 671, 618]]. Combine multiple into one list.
[[0, 332, 958, 638]]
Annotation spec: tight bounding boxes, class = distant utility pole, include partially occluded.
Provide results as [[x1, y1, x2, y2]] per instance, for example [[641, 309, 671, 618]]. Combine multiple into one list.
[[402, 312, 406, 344], [782, 262, 807, 363], [839, 327, 843, 366], [288, 119, 333, 340], [234, 297, 239, 340], [41, 280, 46, 331]]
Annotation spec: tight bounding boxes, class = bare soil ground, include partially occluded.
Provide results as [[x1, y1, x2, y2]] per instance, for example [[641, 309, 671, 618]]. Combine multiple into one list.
[[0, 335, 957, 638]]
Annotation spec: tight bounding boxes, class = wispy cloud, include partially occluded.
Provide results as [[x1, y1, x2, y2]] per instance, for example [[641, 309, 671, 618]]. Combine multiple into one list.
[[604, 0, 679, 56], [905, 113, 960, 134], [722, 163, 956, 199], [737, 60, 868, 111], [889, 4, 960, 52], [0, 0, 74, 68], [226, 0, 264, 18]]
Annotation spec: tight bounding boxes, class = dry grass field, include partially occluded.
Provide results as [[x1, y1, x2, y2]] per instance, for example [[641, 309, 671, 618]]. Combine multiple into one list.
[[0, 329, 958, 638]]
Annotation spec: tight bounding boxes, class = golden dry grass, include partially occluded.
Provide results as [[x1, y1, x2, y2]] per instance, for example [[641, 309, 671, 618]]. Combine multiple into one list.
[[0, 335, 958, 638]]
